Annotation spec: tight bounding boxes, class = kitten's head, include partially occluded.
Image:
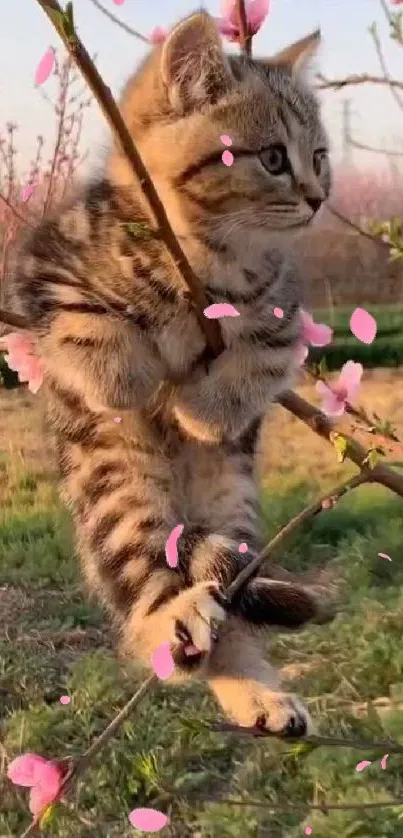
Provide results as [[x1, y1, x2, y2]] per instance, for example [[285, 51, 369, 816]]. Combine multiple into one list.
[[109, 11, 330, 243]]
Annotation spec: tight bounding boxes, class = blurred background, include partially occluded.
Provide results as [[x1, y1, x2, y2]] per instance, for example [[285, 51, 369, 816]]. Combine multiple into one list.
[[2, 5, 403, 837]]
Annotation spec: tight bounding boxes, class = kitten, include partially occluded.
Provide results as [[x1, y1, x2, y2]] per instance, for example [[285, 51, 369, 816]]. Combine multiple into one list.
[[12, 12, 332, 735]]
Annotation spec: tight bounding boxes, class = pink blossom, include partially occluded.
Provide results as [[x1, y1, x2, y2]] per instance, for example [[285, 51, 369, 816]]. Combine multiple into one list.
[[215, 0, 270, 42], [148, 26, 168, 45], [3, 332, 44, 394], [301, 309, 333, 348], [316, 360, 363, 417], [7, 753, 64, 815]]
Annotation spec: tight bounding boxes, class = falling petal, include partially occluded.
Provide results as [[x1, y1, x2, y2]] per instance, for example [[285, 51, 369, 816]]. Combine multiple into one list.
[[355, 760, 372, 772], [151, 641, 175, 680], [220, 134, 233, 146], [165, 523, 184, 568], [222, 150, 234, 166], [34, 48, 55, 86], [129, 808, 169, 832], [59, 695, 71, 705], [204, 303, 240, 319], [378, 552, 392, 561], [113, 0, 125, 5], [273, 307, 284, 318], [350, 307, 377, 345], [381, 753, 389, 769], [304, 828, 312, 836], [238, 542, 248, 553], [113, 417, 122, 423]]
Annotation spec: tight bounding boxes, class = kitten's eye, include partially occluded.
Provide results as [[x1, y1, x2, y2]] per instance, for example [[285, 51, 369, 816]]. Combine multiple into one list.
[[313, 148, 328, 176], [259, 144, 289, 176]]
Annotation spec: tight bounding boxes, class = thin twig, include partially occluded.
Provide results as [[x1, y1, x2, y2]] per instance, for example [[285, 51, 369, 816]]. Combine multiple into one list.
[[35, 0, 224, 356], [0, 193, 35, 230], [236, 0, 252, 57], [326, 204, 386, 244], [88, 0, 149, 44], [206, 795, 403, 813], [316, 72, 403, 92], [19, 676, 156, 837], [211, 723, 403, 753], [347, 134, 403, 157], [224, 471, 367, 604], [370, 20, 403, 113]]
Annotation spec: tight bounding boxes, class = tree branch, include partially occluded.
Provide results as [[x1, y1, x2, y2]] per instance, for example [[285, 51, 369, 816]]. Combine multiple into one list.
[[211, 723, 403, 753], [236, 0, 252, 57], [316, 72, 403, 92], [278, 390, 403, 497]]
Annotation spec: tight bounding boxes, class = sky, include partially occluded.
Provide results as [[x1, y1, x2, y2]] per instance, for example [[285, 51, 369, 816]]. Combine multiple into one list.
[[2, 0, 403, 179]]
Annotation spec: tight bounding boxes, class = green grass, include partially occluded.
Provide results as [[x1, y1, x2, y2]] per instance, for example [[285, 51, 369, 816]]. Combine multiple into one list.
[[2, 396, 403, 836]]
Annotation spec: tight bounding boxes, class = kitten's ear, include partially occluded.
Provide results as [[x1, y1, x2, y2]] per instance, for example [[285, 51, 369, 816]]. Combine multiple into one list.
[[267, 29, 321, 77], [161, 12, 232, 113]]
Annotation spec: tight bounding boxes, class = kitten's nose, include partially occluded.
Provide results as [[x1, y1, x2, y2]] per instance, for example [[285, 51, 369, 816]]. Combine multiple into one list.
[[306, 196, 323, 214]]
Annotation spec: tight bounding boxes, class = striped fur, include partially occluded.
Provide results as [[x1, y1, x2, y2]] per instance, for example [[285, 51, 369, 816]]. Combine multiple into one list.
[[12, 13, 333, 734]]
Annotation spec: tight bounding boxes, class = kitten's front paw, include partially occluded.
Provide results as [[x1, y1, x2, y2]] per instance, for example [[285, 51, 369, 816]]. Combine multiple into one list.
[[233, 688, 313, 738], [169, 582, 227, 671]]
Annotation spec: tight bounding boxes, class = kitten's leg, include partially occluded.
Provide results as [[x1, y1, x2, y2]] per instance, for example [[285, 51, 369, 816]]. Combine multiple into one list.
[[206, 617, 313, 736]]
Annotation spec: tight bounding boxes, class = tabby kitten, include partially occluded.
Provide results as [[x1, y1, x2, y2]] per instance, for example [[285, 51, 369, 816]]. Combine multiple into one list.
[[13, 12, 332, 736]]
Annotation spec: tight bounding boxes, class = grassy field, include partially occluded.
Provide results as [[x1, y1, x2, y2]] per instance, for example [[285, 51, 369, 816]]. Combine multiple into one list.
[[1, 378, 403, 837]]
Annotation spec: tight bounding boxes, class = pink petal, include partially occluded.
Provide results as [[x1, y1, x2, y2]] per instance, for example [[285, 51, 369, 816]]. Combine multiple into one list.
[[350, 308, 377, 345], [151, 641, 175, 680], [3, 332, 35, 354], [338, 360, 363, 402], [378, 552, 392, 562], [304, 829, 312, 837], [165, 523, 184, 569], [148, 27, 167, 44], [113, 416, 122, 423], [238, 542, 248, 553], [273, 307, 284, 318], [31, 764, 64, 813], [247, 0, 270, 34], [300, 310, 333, 347], [59, 695, 71, 705], [113, 0, 125, 5], [381, 753, 389, 769], [204, 303, 240, 319], [220, 135, 233, 147], [7, 754, 49, 788], [355, 760, 372, 772], [316, 380, 345, 417], [222, 150, 234, 167], [215, 18, 239, 38], [22, 184, 35, 202], [129, 808, 169, 833], [34, 48, 55, 86]]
